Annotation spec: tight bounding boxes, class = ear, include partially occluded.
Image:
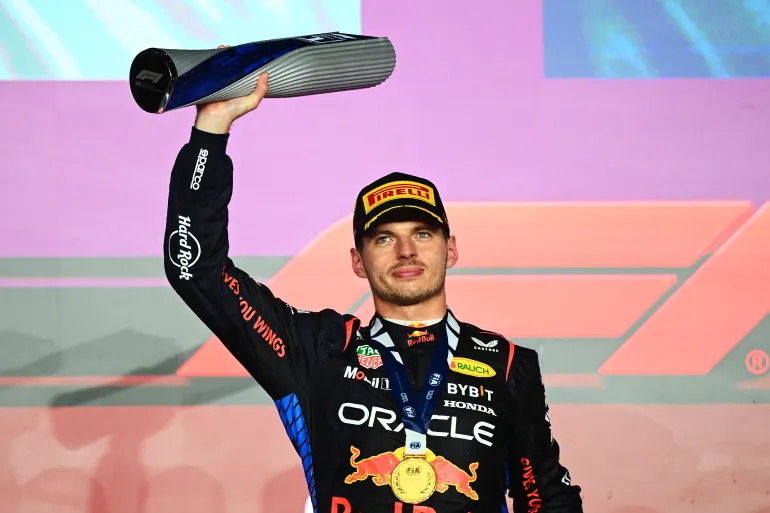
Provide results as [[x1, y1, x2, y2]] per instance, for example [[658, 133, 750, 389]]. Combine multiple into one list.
[[446, 235, 459, 269], [350, 247, 368, 279]]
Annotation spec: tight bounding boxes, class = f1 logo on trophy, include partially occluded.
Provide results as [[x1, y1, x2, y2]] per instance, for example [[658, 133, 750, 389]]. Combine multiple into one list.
[[129, 32, 397, 114]]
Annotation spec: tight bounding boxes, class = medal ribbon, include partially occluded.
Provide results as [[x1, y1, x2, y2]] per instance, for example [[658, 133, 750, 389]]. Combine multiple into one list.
[[368, 311, 460, 456]]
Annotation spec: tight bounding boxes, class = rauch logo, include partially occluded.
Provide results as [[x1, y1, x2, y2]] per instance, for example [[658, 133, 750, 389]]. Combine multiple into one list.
[[450, 358, 496, 378]]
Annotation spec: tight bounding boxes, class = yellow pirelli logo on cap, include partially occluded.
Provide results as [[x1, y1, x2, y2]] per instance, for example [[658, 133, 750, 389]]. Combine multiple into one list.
[[363, 181, 436, 214], [450, 358, 496, 378]]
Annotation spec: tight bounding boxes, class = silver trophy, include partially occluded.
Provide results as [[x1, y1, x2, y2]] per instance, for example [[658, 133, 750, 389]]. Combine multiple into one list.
[[129, 32, 397, 114]]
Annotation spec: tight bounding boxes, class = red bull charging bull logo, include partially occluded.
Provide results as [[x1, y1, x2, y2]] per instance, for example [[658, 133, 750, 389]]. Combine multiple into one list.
[[344, 446, 479, 500]]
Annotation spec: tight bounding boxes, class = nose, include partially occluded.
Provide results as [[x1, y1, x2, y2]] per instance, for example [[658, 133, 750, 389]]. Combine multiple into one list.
[[395, 236, 417, 259]]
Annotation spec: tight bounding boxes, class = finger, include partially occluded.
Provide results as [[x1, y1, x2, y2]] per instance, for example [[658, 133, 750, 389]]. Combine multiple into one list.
[[246, 72, 269, 109], [253, 72, 269, 95]]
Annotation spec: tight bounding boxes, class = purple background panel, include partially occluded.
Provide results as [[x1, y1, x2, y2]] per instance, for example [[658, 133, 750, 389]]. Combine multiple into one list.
[[1, 0, 769, 258]]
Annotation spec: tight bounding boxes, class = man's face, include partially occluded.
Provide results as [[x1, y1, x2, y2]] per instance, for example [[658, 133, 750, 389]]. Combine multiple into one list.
[[350, 220, 458, 306]]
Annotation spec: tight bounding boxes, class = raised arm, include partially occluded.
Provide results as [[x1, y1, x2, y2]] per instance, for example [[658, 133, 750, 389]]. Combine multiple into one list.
[[163, 72, 323, 400]]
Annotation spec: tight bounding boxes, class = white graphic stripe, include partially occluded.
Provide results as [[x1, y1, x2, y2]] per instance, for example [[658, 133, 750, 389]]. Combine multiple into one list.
[[4, 0, 81, 78], [85, 0, 182, 56]]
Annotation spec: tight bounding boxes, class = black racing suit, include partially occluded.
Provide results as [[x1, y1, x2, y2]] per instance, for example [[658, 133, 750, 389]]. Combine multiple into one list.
[[163, 126, 584, 513]]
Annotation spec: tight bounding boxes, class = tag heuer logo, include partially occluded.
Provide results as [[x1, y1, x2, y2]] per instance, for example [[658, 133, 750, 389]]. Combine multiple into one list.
[[357, 345, 383, 369]]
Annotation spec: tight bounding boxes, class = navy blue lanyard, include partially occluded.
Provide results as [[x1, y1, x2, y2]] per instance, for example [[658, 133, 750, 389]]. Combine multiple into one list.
[[368, 320, 452, 443]]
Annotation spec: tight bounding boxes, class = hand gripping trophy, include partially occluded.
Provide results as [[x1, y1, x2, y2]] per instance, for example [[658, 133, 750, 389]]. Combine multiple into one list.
[[129, 32, 396, 113]]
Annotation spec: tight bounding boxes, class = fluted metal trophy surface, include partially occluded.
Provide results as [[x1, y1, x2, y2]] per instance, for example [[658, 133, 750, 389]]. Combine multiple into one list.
[[129, 32, 396, 114]]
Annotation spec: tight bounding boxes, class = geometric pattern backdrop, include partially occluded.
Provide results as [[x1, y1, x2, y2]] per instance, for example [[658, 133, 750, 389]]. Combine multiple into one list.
[[1, 1, 769, 512]]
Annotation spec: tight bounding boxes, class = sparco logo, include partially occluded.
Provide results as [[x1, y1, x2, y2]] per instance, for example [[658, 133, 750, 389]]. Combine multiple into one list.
[[168, 215, 200, 280], [190, 148, 208, 190]]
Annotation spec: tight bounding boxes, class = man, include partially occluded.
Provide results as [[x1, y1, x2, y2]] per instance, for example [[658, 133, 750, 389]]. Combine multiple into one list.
[[163, 72, 583, 513]]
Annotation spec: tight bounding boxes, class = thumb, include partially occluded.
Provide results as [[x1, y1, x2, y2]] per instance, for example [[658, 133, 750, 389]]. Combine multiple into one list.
[[246, 72, 269, 110]]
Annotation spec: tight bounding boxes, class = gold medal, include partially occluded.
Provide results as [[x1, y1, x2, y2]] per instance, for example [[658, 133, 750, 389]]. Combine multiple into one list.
[[390, 455, 437, 504]]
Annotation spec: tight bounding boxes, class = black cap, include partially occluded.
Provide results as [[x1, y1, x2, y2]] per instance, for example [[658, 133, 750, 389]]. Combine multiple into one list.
[[353, 172, 450, 245]]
